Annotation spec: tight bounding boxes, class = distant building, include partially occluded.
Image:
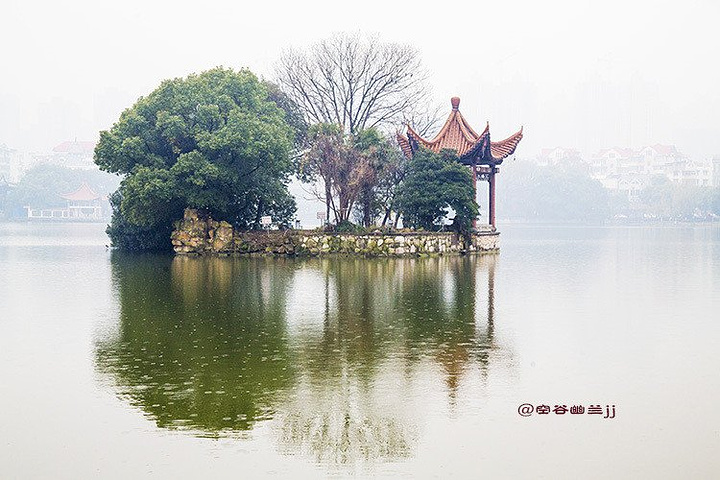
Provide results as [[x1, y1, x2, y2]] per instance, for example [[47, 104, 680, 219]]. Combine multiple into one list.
[[589, 147, 635, 178], [636, 145, 682, 176], [616, 175, 649, 202], [51, 140, 97, 170], [536, 147, 582, 167], [588, 145, 715, 200], [19, 140, 98, 176], [25, 182, 103, 220], [665, 158, 713, 187]]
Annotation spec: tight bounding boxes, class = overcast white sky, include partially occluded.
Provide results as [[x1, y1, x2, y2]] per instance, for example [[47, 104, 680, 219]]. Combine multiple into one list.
[[2, 0, 719, 159]]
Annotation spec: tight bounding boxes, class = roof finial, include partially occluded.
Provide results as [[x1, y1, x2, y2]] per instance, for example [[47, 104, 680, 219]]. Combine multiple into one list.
[[451, 97, 460, 110]]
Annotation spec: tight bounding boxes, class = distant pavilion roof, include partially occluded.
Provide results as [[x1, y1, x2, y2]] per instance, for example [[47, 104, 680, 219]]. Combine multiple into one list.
[[61, 182, 100, 201], [397, 97, 523, 165], [53, 141, 96, 154]]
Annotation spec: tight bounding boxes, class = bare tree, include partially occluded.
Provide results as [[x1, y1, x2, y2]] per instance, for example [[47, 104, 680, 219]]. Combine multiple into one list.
[[302, 125, 374, 224], [276, 33, 436, 135]]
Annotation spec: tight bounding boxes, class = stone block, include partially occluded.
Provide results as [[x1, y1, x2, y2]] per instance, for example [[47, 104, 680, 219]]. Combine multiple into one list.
[[172, 210, 500, 256]]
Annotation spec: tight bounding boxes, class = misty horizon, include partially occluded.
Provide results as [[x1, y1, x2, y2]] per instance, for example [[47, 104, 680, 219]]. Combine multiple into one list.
[[2, 0, 719, 160]]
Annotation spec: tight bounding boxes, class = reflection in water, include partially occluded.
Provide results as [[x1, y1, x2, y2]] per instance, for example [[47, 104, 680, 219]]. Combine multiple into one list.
[[96, 253, 504, 461], [97, 255, 297, 435]]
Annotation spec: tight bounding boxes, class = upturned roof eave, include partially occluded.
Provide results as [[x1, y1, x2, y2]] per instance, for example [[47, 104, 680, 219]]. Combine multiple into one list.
[[399, 97, 523, 163]]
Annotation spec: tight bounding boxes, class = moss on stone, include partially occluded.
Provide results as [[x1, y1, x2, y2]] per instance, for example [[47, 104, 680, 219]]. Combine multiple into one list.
[[172, 209, 499, 257]]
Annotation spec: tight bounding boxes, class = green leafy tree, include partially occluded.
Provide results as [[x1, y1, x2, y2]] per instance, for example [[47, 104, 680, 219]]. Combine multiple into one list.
[[396, 148, 478, 231], [95, 68, 297, 251], [264, 80, 309, 165]]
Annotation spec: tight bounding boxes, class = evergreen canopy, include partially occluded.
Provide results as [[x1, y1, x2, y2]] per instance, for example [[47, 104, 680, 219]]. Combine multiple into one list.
[[95, 67, 297, 251], [396, 148, 478, 231]]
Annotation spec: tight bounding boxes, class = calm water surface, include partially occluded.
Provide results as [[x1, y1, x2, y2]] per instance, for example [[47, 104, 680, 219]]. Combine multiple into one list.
[[1, 222, 719, 478]]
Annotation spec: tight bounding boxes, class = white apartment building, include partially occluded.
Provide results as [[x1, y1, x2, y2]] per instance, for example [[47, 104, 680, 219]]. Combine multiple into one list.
[[588, 145, 714, 198], [536, 147, 582, 166], [50, 140, 97, 170]]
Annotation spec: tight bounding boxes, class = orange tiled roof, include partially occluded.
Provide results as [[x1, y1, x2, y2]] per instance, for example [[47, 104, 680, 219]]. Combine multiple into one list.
[[397, 97, 522, 164], [490, 129, 524, 160], [397, 132, 413, 158]]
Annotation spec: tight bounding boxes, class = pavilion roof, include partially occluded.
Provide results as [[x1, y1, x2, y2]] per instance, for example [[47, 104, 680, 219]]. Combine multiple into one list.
[[61, 182, 100, 201], [397, 97, 523, 165], [53, 141, 96, 154]]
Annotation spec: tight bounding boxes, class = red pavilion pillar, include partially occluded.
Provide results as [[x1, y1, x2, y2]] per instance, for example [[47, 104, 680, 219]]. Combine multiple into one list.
[[472, 162, 478, 229], [488, 167, 496, 230]]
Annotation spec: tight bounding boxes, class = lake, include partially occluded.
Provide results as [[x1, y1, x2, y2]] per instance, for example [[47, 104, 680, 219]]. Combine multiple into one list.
[[1, 222, 719, 478]]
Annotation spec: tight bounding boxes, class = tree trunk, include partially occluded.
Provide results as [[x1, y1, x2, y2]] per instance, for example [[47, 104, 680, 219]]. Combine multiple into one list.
[[381, 207, 391, 227], [362, 196, 372, 227], [339, 194, 349, 223], [254, 198, 264, 229], [324, 179, 331, 226]]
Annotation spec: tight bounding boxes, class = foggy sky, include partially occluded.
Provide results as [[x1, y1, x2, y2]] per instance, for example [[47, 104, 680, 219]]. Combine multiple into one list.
[[2, 0, 719, 159]]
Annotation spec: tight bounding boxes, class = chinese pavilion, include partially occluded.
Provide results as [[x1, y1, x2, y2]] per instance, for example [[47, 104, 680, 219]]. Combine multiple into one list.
[[60, 182, 102, 219], [397, 97, 523, 230], [26, 182, 103, 220]]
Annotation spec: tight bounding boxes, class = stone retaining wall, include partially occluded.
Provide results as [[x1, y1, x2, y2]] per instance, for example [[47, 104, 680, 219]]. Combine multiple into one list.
[[171, 209, 499, 256]]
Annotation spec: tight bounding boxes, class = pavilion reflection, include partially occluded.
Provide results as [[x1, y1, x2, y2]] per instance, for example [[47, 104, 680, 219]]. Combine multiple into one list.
[[276, 255, 500, 463], [96, 253, 504, 460]]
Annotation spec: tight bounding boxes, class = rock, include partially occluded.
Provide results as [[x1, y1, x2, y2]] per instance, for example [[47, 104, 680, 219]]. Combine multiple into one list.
[[184, 209, 200, 221]]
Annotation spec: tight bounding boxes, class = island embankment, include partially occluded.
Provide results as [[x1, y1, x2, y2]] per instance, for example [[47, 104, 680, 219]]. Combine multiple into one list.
[[172, 209, 498, 257]]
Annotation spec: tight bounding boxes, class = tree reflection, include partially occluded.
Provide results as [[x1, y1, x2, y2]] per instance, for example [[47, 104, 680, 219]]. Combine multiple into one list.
[[96, 253, 296, 435], [96, 253, 503, 461]]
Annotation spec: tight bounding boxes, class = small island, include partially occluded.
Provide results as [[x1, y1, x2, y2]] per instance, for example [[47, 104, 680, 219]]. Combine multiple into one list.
[[171, 95, 521, 257], [94, 42, 522, 255]]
